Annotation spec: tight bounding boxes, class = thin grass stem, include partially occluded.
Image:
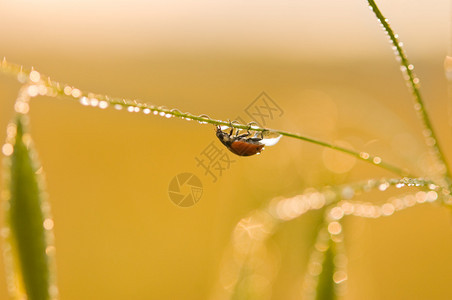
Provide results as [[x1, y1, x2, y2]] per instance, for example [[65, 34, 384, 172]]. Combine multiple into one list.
[[1, 58, 413, 177], [366, 0, 452, 184]]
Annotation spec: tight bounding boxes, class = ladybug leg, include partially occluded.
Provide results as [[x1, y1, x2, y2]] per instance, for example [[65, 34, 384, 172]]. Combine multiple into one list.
[[228, 120, 241, 137], [227, 120, 233, 136], [236, 122, 259, 140], [236, 122, 253, 138], [246, 129, 268, 142], [236, 132, 251, 139], [260, 129, 268, 139]]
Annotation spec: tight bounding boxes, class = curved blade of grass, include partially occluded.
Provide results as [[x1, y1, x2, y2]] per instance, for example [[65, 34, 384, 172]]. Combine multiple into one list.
[[366, 0, 451, 184], [3, 114, 56, 300], [0, 59, 413, 178]]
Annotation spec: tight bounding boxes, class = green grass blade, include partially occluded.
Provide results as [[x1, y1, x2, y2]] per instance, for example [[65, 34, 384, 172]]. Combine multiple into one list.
[[315, 240, 336, 300], [366, 0, 451, 184], [3, 115, 56, 300]]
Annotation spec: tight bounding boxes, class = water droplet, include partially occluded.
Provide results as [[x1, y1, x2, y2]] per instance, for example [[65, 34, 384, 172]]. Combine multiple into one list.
[[329, 206, 344, 220], [71, 88, 81, 98], [413, 103, 421, 111], [308, 261, 323, 276], [99, 101, 108, 109], [426, 137, 436, 146], [341, 186, 354, 199], [49, 285, 59, 297], [308, 192, 325, 209], [45, 245, 56, 255], [6, 123, 17, 137], [114, 104, 122, 110], [372, 156, 382, 164], [90, 98, 99, 107], [27, 85, 39, 97], [333, 271, 347, 284], [378, 182, 389, 191], [428, 183, 438, 190], [14, 101, 30, 114], [2, 143, 13, 156], [17, 72, 28, 83], [127, 106, 134, 112], [381, 203, 394, 216], [29, 70, 41, 83], [395, 183, 404, 188], [63, 86, 72, 95], [79, 97, 89, 106], [143, 108, 151, 114], [426, 191, 438, 202], [340, 201, 353, 215], [43, 218, 54, 230], [1, 228, 10, 238], [260, 131, 282, 147], [328, 221, 342, 235], [359, 152, 370, 159], [38, 85, 47, 95], [414, 192, 426, 203]]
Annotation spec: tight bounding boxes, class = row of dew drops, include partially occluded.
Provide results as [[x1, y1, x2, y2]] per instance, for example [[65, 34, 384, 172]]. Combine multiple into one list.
[[214, 176, 449, 299]]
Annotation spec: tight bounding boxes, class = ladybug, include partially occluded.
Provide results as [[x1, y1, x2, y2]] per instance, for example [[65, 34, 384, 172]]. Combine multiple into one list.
[[216, 123, 265, 156]]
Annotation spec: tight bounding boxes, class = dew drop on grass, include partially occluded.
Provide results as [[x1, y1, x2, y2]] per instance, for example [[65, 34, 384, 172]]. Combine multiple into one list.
[[260, 131, 282, 147], [79, 97, 88, 106], [90, 98, 99, 107], [99, 101, 108, 109], [378, 182, 389, 191]]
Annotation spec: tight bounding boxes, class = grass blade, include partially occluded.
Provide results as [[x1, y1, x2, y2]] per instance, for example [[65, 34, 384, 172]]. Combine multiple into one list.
[[2, 114, 56, 300], [315, 239, 336, 300]]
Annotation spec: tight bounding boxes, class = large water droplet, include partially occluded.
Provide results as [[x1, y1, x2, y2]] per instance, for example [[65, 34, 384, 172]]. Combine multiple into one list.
[[260, 131, 282, 147]]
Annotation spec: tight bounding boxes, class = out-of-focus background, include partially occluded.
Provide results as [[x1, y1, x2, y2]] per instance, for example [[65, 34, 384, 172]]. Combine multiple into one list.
[[1, 0, 452, 299]]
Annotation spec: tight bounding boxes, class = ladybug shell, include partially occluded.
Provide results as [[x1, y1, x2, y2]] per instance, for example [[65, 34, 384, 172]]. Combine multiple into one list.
[[228, 140, 264, 156]]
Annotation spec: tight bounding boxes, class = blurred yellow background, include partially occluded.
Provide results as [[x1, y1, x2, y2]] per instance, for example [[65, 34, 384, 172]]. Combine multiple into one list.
[[1, 0, 452, 299]]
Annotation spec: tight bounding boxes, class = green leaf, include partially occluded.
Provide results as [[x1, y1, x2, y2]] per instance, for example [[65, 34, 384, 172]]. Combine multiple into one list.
[[4, 115, 53, 300], [316, 240, 336, 300]]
